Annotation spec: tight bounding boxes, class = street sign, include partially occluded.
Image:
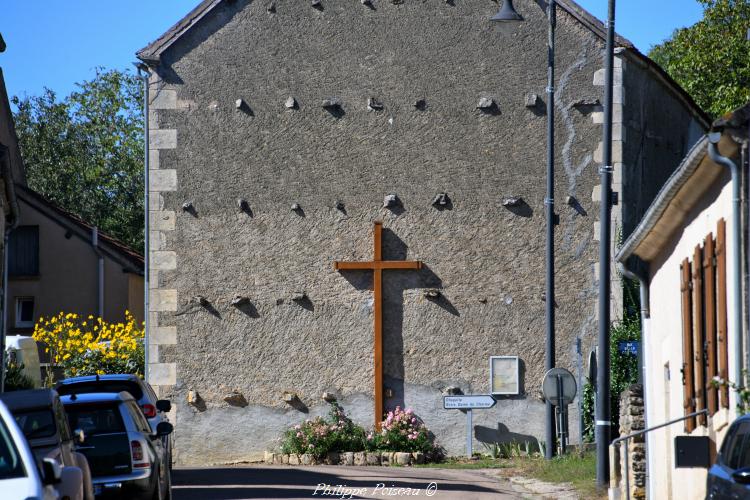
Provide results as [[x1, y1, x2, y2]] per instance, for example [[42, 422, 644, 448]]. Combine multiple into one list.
[[541, 368, 577, 456], [617, 340, 640, 356], [542, 368, 577, 405], [443, 394, 497, 458], [443, 395, 496, 409]]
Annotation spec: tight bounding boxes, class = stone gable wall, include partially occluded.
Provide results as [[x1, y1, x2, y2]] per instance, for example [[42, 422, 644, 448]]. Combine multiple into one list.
[[143, 0, 701, 464]]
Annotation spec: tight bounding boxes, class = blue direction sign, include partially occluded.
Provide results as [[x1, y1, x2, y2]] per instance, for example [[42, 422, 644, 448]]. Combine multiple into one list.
[[618, 341, 640, 356], [443, 395, 496, 409]]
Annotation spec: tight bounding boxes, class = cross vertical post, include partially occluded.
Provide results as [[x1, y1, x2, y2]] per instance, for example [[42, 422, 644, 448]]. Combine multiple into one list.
[[334, 221, 422, 430]]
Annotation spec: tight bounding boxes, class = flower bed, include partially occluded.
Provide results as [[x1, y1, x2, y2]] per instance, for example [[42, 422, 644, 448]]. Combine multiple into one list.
[[274, 403, 442, 465]]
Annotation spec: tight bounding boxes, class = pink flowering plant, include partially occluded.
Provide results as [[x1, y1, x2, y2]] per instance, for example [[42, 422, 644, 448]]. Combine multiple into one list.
[[280, 403, 367, 459], [366, 406, 438, 454]]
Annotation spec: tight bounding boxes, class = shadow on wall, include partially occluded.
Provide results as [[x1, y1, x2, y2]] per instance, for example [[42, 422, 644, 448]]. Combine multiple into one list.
[[475, 423, 540, 452]]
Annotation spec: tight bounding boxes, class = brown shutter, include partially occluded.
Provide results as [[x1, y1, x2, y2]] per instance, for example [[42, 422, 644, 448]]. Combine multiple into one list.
[[693, 245, 707, 426], [681, 258, 696, 432], [704, 234, 718, 415], [717, 219, 729, 409]]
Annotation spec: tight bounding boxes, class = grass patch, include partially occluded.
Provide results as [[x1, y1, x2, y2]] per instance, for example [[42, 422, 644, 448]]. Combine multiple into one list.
[[417, 452, 603, 499], [504, 452, 603, 499]]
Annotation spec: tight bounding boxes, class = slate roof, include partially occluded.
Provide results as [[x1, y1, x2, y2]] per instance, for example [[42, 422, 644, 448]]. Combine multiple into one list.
[[15, 184, 144, 274], [136, 0, 710, 128]]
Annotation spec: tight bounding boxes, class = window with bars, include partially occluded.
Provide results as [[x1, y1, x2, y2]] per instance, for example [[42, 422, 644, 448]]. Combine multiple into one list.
[[680, 218, 729, 433]]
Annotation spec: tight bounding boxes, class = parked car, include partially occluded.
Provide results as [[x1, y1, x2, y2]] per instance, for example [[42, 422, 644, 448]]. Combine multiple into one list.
[[61, 392, 173, 500], [0, 399, 63, 500], [707, 414, 750, 499], [0, 389, 93, 500], [6, 335, 42, 387], [55, 375, 172, 468]]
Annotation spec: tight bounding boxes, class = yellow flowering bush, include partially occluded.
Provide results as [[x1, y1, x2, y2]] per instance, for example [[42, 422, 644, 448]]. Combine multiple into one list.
[[33, 311, 144, 383]]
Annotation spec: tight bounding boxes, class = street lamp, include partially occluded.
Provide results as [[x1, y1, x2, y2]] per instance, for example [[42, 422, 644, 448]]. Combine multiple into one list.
[[490, 0, 523, 22], [492, 0, 557, 460]]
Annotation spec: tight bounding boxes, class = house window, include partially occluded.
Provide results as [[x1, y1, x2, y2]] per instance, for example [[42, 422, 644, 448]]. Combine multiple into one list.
[[680, 218, 729, 433], [15, 297, 35, 328], [9, 226, 39, 277]]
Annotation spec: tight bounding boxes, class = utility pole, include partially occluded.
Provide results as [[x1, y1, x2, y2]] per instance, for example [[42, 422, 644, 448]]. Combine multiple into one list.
[[544, 0, 557, 460], [596, 0, 616, 488]]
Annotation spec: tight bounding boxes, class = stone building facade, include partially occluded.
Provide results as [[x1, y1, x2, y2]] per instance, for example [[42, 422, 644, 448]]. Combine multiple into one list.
[[138, 0, 707, 464]]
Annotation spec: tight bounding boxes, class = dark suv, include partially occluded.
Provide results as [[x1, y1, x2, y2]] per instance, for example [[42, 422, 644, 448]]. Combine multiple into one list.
[[56, 375, 172, 468], [61, 392, 173, 500], [707, 414, 750, 499], [0, 389, 94, 500]]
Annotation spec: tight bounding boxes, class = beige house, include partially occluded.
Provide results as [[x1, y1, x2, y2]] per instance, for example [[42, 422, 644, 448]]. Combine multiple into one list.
[[616, 105, 749, 499], [8, 184, 144, 337]]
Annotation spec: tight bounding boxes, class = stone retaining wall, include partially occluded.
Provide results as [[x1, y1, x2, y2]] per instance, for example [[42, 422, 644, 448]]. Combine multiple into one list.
[[609, 384, 646, 500]]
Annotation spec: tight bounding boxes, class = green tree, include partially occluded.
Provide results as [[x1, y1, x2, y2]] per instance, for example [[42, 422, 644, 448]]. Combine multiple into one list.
[[12, 68, 144, 251], [649, 0, 750, 118]]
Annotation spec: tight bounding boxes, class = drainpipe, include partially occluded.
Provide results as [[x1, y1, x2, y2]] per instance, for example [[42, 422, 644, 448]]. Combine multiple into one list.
[[708, 133, 743, 389], [135, 63, 151, 382], [0, 229, 12, 393], [617, 259, 651, 500], [92, 228, 104, 319]]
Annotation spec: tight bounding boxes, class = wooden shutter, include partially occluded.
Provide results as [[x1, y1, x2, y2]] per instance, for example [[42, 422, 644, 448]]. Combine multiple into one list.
[[704, 234, 718, 415], [681, 258, 696, 432], [693, 245, 707, 426], [717, 219, 729, 409]]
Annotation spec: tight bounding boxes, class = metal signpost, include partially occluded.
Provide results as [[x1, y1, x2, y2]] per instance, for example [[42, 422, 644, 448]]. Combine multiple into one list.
[[443, 395, 496, 458], [542, 368, 577, 455]]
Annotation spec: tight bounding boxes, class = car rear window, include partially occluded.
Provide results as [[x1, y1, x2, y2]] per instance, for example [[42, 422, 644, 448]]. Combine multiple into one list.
[[0, 417, 25, 480], [64, 404, 125, 436], [13, 410, 56, 440], [57, 381, 143, 400]]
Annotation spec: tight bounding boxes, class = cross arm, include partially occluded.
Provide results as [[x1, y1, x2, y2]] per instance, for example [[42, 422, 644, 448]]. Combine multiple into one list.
[[334, 260, 422, 270]]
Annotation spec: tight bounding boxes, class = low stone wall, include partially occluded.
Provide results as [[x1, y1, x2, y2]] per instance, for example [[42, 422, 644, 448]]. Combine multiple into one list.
[[263, 451, 428, 466], [609, 384, 646, 500]]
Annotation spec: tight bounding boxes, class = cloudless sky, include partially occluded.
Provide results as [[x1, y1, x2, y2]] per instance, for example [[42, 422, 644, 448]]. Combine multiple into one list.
[[0, 0, 704, 101]]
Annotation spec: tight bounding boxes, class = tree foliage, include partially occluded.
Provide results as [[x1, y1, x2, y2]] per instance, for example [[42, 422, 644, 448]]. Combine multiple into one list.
[[12, 69, 144, 251], [649, 0, 750, 118]]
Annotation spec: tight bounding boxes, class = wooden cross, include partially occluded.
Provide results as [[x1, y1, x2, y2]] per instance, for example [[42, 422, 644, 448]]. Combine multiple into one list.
[[334, 221, 422, 430]]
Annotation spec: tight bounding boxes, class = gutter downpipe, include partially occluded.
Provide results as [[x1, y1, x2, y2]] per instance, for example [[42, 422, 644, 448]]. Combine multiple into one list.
[[135, 63, 150, 382], [617, 260, 651, 499], [708, 133, 743, 390], [92, 228, 104, 319]]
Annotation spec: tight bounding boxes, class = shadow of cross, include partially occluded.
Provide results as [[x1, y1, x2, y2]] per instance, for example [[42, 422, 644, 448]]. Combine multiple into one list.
[[334, 221, 422, 430]]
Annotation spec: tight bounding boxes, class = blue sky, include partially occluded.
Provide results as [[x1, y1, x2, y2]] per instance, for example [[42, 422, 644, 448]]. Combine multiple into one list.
[[0, 0, 704, 101]]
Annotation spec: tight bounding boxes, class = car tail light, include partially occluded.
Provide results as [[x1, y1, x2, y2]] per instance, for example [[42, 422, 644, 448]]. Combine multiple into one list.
[[141, 404, 157, 418], [130, 440, 149, 469]]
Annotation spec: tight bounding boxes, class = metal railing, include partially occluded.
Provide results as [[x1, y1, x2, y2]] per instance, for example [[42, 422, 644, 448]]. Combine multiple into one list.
[[611, 409, 708, 500]]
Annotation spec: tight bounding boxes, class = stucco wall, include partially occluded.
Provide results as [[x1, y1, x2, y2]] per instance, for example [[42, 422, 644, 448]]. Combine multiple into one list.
[[8, 197, 143, 333], [144, 0, 701, 464], [645, 170, 736, 500]]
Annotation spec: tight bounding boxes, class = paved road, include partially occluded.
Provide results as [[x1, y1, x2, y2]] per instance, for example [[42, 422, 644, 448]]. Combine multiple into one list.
[[171, 465, 522, 499]]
